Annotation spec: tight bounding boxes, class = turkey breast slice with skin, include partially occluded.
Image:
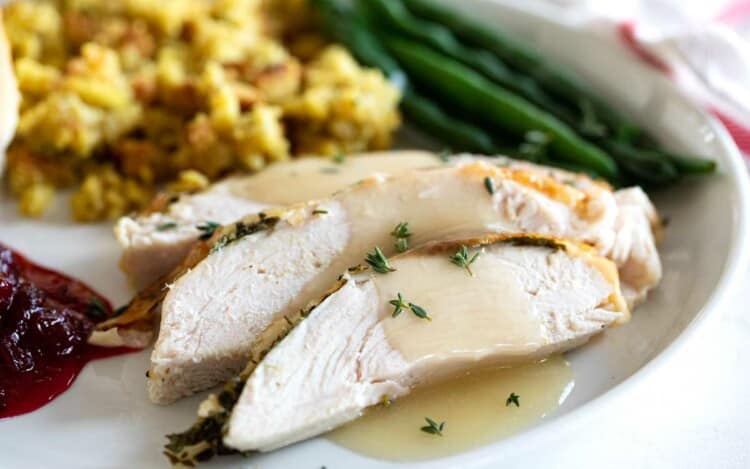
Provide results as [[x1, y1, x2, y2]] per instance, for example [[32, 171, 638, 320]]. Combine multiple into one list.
[[99, 157, 616, 353], [208, 234, 629, 453], [141, 162, 639, 404], [114, 150, 618, 289], [115, 150, 440, 289]]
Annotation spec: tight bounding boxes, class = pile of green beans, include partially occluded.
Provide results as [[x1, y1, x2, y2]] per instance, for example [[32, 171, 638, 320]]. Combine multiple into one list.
[[312, 0, 716, 186]]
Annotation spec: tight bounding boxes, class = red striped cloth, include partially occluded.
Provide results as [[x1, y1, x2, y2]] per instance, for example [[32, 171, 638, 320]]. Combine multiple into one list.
[[711, 108, 750, 154], [617, 1, 750, 157], [716, 0, 750, 25]]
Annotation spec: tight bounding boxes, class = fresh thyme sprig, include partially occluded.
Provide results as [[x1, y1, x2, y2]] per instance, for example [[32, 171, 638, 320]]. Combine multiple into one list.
[[156, 222, 178, 231], [484, 176, 496, 195], [390, 222, 411, 240], [390, 293, 407, 317], [420, 417, 445, 436], [506, 392, 520, 407], [365, 247, 395, 274], [390, 293, 430, 321], [390, 222, 412, 253], [449, 245, 480, 276], [197, 221, 221, 240]]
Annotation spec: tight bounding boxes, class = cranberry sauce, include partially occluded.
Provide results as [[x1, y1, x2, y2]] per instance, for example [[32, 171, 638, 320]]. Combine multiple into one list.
[[0, 243, 133, 418]]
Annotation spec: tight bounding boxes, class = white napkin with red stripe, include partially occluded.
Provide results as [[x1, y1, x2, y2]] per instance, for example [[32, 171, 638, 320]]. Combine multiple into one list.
[[554, 0, 750, 155]]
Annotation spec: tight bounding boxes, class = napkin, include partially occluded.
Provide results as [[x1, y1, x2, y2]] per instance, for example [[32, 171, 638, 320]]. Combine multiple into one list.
[[560, 0, 750, 157]]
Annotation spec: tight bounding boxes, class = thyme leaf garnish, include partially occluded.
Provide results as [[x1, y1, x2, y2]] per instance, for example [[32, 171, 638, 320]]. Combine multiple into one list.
[[197, 221, 221, 240], [390, 222, 411, 239], [395, 238, 409, 253], [87, 297, 109, 320], [389, 293, 407, 317], [390, 222, 412, 253], [365, 247, 395, 274], [210, 216, 279, 253], [156, 222, 178, 231], [332, 153, 346, 164], [320, 167, 340, 174], [420, 417, 445, 436], [312, 209, 328, 215], [506, 392, 520, 407], [390, 293, 430, 321], [449, 245, 480, 276], [484, 176, 496, 195], [408, 302, 430, 320]]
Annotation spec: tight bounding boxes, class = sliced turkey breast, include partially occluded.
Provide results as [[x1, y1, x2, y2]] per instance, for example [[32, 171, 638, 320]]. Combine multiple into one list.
[[116, 150, 440, 289], [130, 162, 633, 404], [163, 234, 627, 463], [115, 151, 615, 289], [610, 187, 662, 304], [467, 154, 661, 306], [97, 157, 612, 350]]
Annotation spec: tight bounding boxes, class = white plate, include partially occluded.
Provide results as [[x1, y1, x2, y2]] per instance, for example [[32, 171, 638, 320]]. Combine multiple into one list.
[[1, 1, 749, 468]]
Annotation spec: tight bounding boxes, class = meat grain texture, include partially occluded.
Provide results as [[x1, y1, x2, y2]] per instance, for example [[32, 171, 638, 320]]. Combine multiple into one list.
[[129, 160, 660, 404]]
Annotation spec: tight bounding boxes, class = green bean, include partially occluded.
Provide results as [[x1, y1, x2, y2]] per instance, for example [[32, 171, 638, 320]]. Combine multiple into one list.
[[612, 143, 715, 178], [363, 0, 584, 132], [403, 0, 640, 140], [402, 90, 499, 154], [601, 140, 680, 185], [371, 0, 718, 179], [366, 0, 704, 180], [663, 152, 717, 174], [385, 36, 619, 179]]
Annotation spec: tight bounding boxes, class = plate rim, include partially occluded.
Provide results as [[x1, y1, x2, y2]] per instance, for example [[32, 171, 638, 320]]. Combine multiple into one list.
[[2, 2, 749, 466]]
